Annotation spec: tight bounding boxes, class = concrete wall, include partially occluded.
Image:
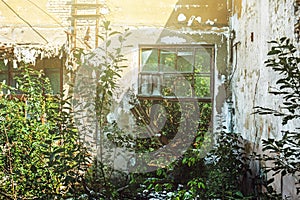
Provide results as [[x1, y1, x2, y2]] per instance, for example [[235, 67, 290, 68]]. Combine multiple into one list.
[[0, 0, 230, 132], [0, 0, 68, 44], [100, 0, 230, 134], [229, 0, 299, 198], [74, 0, 230, 171]]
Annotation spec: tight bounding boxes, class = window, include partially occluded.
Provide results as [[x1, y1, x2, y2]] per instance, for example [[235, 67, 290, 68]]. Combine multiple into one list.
[[0, 57, 63, 94], [138, 45, 214, 102]]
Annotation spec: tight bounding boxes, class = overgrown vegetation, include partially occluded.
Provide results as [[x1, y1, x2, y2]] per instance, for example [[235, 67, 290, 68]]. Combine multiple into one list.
[[0, 67, 89, 199], [255, 37, 300, 199], [72, 21, 132, 199], [0, 19, 298, 200], [71, 20, 251, 199]]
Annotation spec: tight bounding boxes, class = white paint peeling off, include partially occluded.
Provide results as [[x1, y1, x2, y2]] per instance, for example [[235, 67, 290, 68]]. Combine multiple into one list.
[[195, 16, 202, 23], [3, 59, 8, 66], [211, 27, 224, 31], [14, 48, 37, 64], [160, 36, 187, 44], [13, 60, 17, 68], [229, 4, 300, 198], [177, 13, 186, 22], [187, 16, 195, 26], [188, 16, 206, 26], [11, 44, 63, 65], [206, 19, 215, 25], [181, 27, 230, 36]]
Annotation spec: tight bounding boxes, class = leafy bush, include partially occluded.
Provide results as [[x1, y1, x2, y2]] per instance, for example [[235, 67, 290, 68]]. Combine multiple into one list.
[[72, 21, 132, 199], [135, 102, 249, 199], [0, 67, 89, 199], [203, 131, 250, 199]]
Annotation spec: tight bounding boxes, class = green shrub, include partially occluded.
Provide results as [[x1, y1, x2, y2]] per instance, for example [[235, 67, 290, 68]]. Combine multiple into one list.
[[0, 67, 88, 199]]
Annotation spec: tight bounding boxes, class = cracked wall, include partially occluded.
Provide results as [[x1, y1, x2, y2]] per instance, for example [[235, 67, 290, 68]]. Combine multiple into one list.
[[229, 0, 299, 198]]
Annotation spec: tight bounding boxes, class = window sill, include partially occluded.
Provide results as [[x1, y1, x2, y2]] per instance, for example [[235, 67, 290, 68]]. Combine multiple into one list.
[[137, 95, 212, 102]]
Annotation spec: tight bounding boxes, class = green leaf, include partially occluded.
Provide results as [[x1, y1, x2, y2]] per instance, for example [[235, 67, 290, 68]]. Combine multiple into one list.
[[198, 182, 205, 189], [98, 35, 105, 41], [106, 40, 111, 47], [268, 40, 278, 44], [109, 31, 121, 36], [279, 37, 287, 43], [267, 50, 281, 55], [103, 21, 111, 30]]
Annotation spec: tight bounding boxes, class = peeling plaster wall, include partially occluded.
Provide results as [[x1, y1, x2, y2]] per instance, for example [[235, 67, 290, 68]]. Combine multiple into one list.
[[107, 0, 229, 30], [102, 0, 230, 134], [0, 0, 232, 173], [81, 0, 230, 168], [230, 1, 297, 139], [230, 0, 299, 198]]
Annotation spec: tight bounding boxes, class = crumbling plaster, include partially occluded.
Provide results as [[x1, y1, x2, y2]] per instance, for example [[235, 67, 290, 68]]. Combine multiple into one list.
[[102, 0, 230, 134], [107, 0, 229, 30], [230, 0, 296, 146], [0, 0, 231, 133], [229, 0, 299, 198]]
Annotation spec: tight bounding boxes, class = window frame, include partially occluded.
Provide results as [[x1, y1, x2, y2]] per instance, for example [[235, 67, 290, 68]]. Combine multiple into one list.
[[138, 44, 215, 103]]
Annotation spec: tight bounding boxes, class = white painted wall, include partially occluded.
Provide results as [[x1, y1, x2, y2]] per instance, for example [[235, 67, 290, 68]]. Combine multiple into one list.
[[229, 0, 299, 198]]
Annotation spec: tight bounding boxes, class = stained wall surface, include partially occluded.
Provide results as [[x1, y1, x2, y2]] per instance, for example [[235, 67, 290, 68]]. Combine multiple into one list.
[[229, 0, 299, 198], [0, 0, 69, 44]]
